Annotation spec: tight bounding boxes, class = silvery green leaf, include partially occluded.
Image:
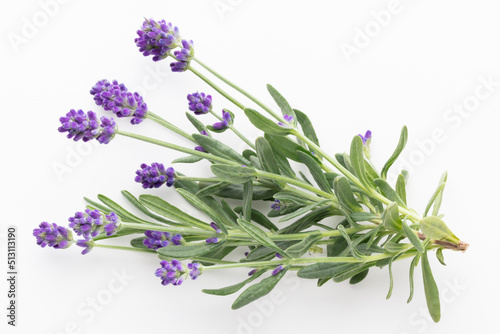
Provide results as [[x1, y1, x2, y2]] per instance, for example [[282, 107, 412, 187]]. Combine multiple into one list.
[[333, 176, 363, 212], [349, 135, 368, 186], [264, 133, 316, 163], [237, 218, 288, 257], [84, 197, 112, 214], [193, 134, 252, 166], [386, 256, 395, 299], [130, 236, 148, 249], [171, 155, 204, 164], [432, 172, 448, 216], [278, 200, 331, 223], [245, 107, 292, 136], [333, 263, 374, 283], [349, 212, 379, 222], [338, 225, 364, 260], [185, 112, 209, 135], [402, 220, 424, 253], [280, 207, 337, 234], [374, 178, 407, 208], [384, 242, 413, 253], [349, 269, 369, 285], [220, 199, 238, 225], [407, 253, 421, 303], [233, 206, 278, 232], [285, 232, 322, 258], [272, 150, 296, 178], [202, 270, 266, 296], [267, 204, 302, 217], [383, 202, 403, 231], [294, 108, 320, 151], [232, 267, 288, 309], [266, 84, 296, 120], [424, 182, 446, 217], [200, 182, 275, 201], [297, 151, 333, 194], [422, 251, 441, 323], [139, 194, 211, 230], [299, 171, 313, 186], [396, 173, 407, 205], [273, 191, 310, 205], [420, 216, 459, 244], [196, 182, 232, 197], [297, 262, 357, 279], [242, 181, 253, 221], [436, 248, 446, 266], [381, 126, 408, 180], [121, 190, 183, 227], [97, 194, 150, 224], [157, 240, 226, 259], [255, 137, 281, 175], [211, 164, 256, 184], [176, 188, 228, 234], [244, 241, 296, 262]]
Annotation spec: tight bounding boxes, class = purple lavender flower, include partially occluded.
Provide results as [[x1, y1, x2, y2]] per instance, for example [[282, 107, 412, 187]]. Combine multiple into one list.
[[135, 163, 176, 189], [90, 80, 148, 124], [187, 92, 212, 115], [275, 253, 283, 259], [96, 116, 117, 144], [76, 237, 94, 255], [170, 61, 189, 72], [248, 269, 258, 276], [33, 222, 73, 249], [358, 130, 372, 145], [272, 265, 284, 276], [187, 262, 203, 280], [278, 114, 294, 127], [58, 109, 100, 142], [143, 230, 183, 250], [206, 222, 222, 244], [170, 40, 194, 72], [68, 209, 121, 238], [271, 199, 284, 211], [155, 259, 187, 286], [135, 19, 181, 62], [211, 110, 232, 130]]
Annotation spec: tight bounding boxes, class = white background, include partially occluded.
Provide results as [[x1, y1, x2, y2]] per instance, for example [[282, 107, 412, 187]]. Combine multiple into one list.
[[1, 0, 499, 333]]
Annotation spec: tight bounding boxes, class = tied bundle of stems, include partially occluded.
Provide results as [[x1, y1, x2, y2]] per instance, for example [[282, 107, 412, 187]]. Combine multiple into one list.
[[35, 18, 468, 322]]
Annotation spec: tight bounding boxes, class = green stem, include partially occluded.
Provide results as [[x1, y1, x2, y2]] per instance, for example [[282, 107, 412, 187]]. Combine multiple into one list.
[[93, 244, 155, 253], [122, 222, 213, 234], [193, 57, 282, 122], [116, 130, 235, 165], [177, 176, 222, 183], [188, 65, 246, 111], [148, 112, 195, 142]]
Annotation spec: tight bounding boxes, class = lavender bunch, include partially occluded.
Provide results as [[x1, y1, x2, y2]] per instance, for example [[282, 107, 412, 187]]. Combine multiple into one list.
[[34, 18, 469, 323]]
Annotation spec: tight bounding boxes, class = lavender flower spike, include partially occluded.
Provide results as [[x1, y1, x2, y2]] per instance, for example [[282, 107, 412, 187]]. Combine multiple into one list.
[[211, 110, 232, 131], [58, 109, 100, 142], [68, 209, 121, 238], [155, 259, 188, 286], [187, 92, 212, 115], [171, 40, 194, 72], [33, 222, 73, 249], [135, 19, 181, 62], [143, 230, 183, 250], [135, 163, 176, 188], [90, 79, 149, 125], [206, 222, 222, 244], [76, 237, 94, 255], [187, 262, 203, 280], [272, 265, 284, 276], [96, 116, 117, 144]]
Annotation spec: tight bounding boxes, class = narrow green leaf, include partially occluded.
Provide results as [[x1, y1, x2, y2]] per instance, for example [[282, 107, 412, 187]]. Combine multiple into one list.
[[233, 207, 278, 232], [193, 134, 252, 166], [211, 164, 256, 184], [278, 200, 330, 223], [420, 216, 460, 244], [297, 151, 332, 194], [264, 133, 315, 163], [299, 171, 313, 186], [384, 242, 413, 253], [139, 194, 211, 230], [349, 135, 368, 186], [279, 206, 337, 235], [402, 220, 424, 253], [422, 252, 441, 323], [285, 232, 322, 258], [381, 126, 408, 179], [266, 84, 296, 120], [338, 225, 364, 260], [97, 194, 149, 224], [436, 248, 446, 266], [374, 178, 406, 208], [256, 137, 281, 175], [202, 270, 266, 296], [383, 202, 403, 231], [186, 112, 209, 134], [242, 181, 253, 221], [202, 182, 276, 201], [171, 155, 203, 164], [220, 199, 238, 225], [273, 191, 309, 205], [232, 267, 289, 309], [432, 172, 448, 216], [84, 197, 112, 214], [327, 236, 348, 257], [424, 182, 446, 217], [157, 241, 225, 258], [272, 150, 296, 178], [196, 182, 231, 197], [349, 269, 369, 285], [350, 212, 379, 222], [396, 174, 407, 205], [130, 236, 148, 249], [298, 262, 359, 279], [333, 263, 374, 283], [237, 218, 288, 257], [294, 108, 319, 146], [386, 256, 395, 299], [121, 190, 184, 227], [407, 253, 421, 303], [333, 176, 363, 212], [244, 108, 292, 136]]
